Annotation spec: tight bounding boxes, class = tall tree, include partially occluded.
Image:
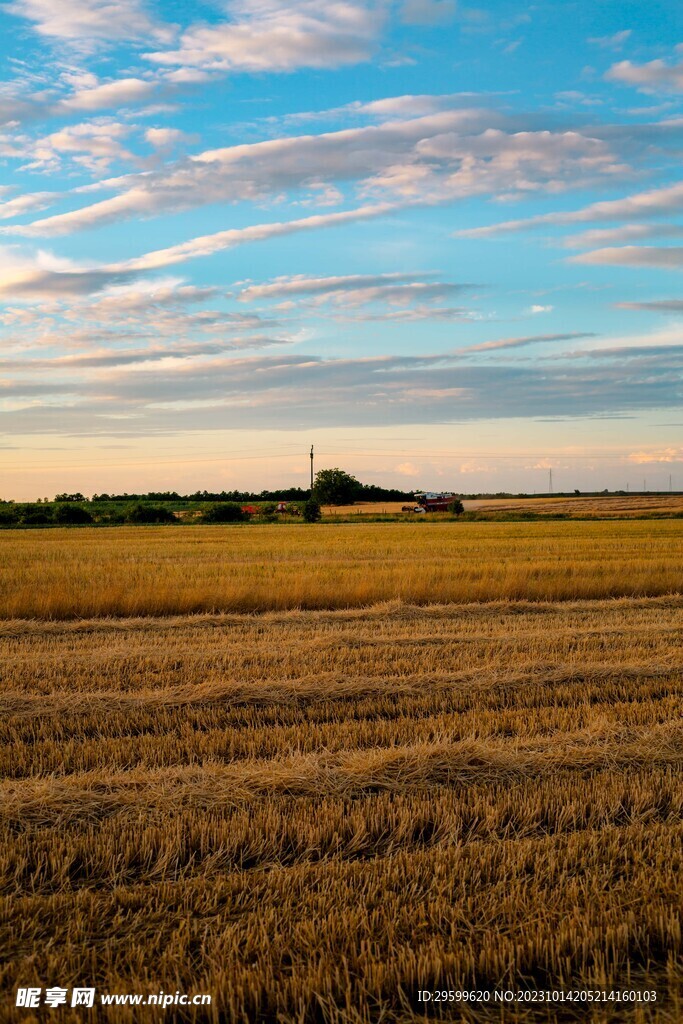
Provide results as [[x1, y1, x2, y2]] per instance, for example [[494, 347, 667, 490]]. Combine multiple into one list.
[[313, 468, 362, 505]]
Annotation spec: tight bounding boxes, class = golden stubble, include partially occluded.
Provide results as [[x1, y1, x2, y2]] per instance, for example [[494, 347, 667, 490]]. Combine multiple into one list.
[[0, 525, 682, 1021]]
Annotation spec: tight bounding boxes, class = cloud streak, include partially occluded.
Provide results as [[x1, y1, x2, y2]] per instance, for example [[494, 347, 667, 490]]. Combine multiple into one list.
[[572, 246, 683, 269], [454, 181, 683, 239], [459, 332, 596, 354], [0, 206, 399, 300], [121, 203, 399, 273], [3, 347, 681, 435], [6, 114, 622, 238], [236, 271, 473, 309]]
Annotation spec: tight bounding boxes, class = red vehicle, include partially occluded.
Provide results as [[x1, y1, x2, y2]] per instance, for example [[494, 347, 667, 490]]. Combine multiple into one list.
[[414, 491, 458, 512]]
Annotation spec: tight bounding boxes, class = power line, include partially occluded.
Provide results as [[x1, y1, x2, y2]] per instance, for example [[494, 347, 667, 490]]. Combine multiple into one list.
[[7, 445, 674, 472]]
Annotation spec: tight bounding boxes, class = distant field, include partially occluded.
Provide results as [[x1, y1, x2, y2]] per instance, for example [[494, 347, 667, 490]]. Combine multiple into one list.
[[324, 495, 683, 517], [0, 519, 682, 619], [1, 595, 681, 1021]]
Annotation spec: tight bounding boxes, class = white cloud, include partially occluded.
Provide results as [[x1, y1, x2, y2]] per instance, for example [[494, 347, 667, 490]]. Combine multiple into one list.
[[145, 127, 195, 149], [362, 128, 623, 202], [235, 272, 476, 317], [607, 57, 683, 93], [6, 0, 174, 45], [86, 280, 219, 314], [329, 282, 465, 307], [563, 223, 683, 248], [0, 336, 293, 372], [0, 244, 134, 299], [572, 245, 683, 269], [25, 121, 135, 172], [394, 461, 421, 476], [628, 447, 683, 464], [588, 29, 631, 50], [146, 0, 382, 72], [529, 304, 553, 313], [162, 68, 215, 85], [122, 203, 397, 272], [0, 191, 56, 219], [347, 94, 493, 120], [455, 181, 683, 238], [56, 77, 157, 113], [237, 271, 438, 301]]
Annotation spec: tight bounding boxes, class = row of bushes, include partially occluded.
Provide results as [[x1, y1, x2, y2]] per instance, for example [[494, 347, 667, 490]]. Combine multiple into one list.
[[0, 500, 323, 527], [0, 502, 176, 527]]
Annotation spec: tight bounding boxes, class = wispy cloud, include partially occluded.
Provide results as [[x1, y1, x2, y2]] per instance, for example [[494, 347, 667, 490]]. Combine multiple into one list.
[[588, 29, 631, 50], [236, 271, 472, 310], [459, 332, 595, 354]]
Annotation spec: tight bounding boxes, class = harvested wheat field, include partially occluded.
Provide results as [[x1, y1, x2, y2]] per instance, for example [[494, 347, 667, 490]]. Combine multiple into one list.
[[1, 523, 682, 1023], [2, 520, 683, 619]]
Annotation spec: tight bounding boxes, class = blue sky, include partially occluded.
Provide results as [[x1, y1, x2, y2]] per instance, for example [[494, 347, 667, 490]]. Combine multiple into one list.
[[1, 0, 682, 498]]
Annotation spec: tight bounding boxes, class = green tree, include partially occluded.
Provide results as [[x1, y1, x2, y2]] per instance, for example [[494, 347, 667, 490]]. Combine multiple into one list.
[[201, 502, 247, 523], [125, 503, 176, 524], [303, 498, 322, 522], [0, 506, 19, 526], [312, 468, 361, 505], [19, 504, 53, 525], [53, 504, 93, 525], [447, 499, 465, 516]]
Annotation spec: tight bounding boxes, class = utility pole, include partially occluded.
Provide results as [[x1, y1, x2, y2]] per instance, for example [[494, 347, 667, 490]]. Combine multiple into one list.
[[548, 468, 553, 495], [310, 445, 314, 492], [670, 473, 672, 493]]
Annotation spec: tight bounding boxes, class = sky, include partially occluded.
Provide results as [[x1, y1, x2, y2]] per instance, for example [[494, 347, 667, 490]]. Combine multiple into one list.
[[1, 0, 682, 499]]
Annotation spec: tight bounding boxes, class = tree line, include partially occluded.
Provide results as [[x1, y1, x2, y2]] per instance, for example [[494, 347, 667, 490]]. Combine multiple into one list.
[[44, 475, 415, 505], [0, 470, 430, 528]]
